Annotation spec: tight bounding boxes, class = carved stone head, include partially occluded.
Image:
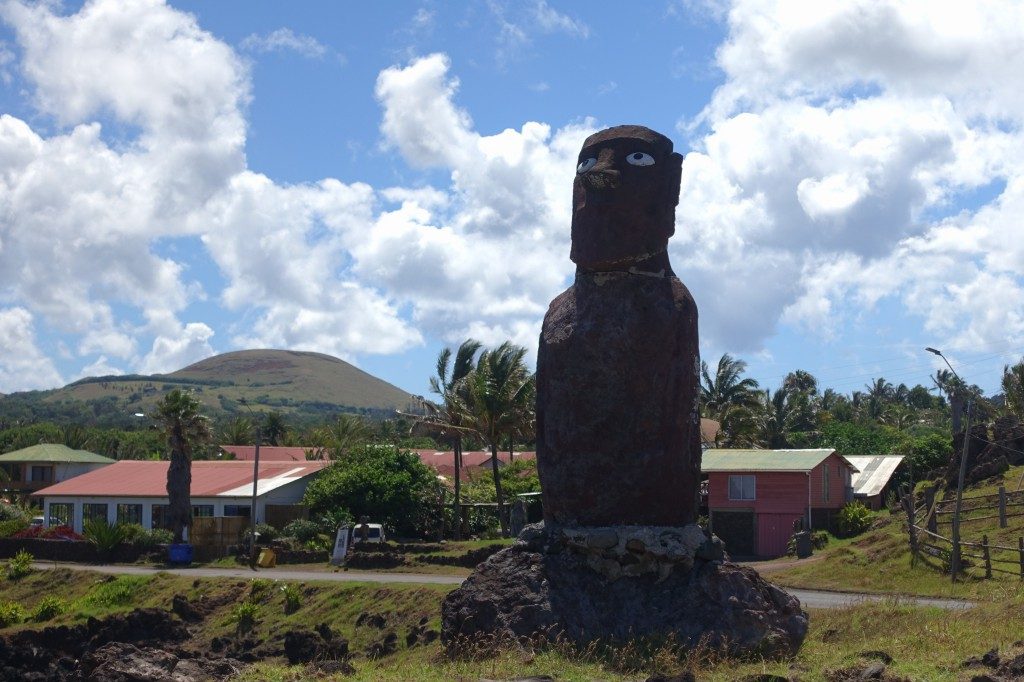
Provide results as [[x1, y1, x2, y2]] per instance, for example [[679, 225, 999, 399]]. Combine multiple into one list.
[[570, 125, 683, 270]]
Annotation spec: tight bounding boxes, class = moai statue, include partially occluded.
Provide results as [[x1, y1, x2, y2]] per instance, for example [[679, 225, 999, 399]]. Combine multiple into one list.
[[536, 125, 701, 527]]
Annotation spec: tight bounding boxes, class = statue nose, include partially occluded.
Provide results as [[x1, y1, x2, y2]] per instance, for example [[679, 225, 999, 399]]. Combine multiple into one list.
[[582, 149, 620, 190]]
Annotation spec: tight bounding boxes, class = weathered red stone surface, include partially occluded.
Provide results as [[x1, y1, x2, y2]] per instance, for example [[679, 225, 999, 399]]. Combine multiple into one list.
[[536, 125, 701, 526]]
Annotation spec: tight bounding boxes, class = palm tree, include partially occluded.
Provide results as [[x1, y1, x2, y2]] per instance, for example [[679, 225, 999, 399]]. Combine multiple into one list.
[[701, 354, 761, 446], [422, 340, 482, 540], [783, 370, 818, 396], [153, 390, 211, 544], [464, 342, 535, 538], [755, 388, 798, 449], [314, 414, 372, 460], [58, 424, 92, 450], [864, 378, 893, 420], [263, 412, 288, 446], [220, 417, 253, 445], [1002, 361, 1024, 421]]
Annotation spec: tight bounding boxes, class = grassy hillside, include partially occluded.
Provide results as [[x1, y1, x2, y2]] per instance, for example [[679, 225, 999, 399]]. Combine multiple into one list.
[[0, 349, 422, 428]]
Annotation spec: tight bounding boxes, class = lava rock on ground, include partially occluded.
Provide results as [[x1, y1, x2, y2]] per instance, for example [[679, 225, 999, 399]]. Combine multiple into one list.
[[442, 523, 807, 658]]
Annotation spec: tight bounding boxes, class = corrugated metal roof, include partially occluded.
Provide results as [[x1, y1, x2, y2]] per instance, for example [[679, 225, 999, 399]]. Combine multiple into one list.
[[219, 446, 310, 462], [33, 460, 328, 498], [0, 444, 114, 464], [847, 455, 905, 497], [701, 449, 857, 473]]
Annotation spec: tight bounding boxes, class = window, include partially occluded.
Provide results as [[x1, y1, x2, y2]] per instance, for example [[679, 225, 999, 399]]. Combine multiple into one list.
[[30, 466, 53, 482], [50, 503, 73, 526], [728, 475, 756, 501], [84, 503, 108, 524], [151, 505, 170, 529], [116, 504, 143, 525], [0, 464, 20, 482], [192, 505, 214, 518], [823, 462, 830, 503], [223, 505, 251, 518]]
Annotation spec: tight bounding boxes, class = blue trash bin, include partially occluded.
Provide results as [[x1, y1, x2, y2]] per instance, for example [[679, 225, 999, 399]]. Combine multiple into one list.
[[168, 543, 193, 565]]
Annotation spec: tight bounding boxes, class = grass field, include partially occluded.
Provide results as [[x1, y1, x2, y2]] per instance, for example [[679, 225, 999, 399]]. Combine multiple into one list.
[[3, 565, 1022, 681]]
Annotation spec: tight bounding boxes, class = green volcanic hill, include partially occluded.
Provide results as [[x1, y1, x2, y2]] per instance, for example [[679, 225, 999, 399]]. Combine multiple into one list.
[[0, 349, 421, 428]]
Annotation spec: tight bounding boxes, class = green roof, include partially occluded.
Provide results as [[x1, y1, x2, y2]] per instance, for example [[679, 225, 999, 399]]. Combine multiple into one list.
[[0, 444, 115, 464], [701, 448, 855, 473]]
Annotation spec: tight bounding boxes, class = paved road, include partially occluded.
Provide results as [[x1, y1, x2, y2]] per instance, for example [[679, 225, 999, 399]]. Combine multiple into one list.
[[33, 562, 974, 609]]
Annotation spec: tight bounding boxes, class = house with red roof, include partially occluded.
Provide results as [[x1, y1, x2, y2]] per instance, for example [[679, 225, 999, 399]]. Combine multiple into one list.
[[218, 445, 311, 462], [412, 450, 536, 479], [33, 460, 328, 534]]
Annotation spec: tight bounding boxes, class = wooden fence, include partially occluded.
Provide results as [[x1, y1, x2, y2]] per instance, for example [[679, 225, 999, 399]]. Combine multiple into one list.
[[904, 487, 1024, 580]]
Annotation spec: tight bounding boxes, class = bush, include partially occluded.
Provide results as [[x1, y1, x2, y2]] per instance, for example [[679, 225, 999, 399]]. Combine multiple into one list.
[[0, 601, 27, 627], [232, 600, 260, 633], [83, 519, 128, 555], [122, 525, 173, 548], [282, 519, 320, 544], [0, 518, 28, 538], [12, 524, 83, 541], [0, 503, 29, 523], [242, 523, 278, 544], [302, 445, 439, 537], [32, 596, 68, 622], [280, 582, 301, 614], [837, 501, 873, 537], [248, 578, 273, 601], [6, 549, 33, 580]]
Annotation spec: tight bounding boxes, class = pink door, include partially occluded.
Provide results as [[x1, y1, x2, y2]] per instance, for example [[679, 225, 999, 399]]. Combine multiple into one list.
[[757, 513, 804, 558]]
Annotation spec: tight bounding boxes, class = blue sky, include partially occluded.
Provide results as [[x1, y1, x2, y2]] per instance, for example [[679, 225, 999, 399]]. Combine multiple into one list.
[[1, 0, 1024, 401]]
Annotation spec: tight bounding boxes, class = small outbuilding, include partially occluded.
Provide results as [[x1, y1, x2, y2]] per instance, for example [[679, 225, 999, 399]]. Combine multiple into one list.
[[847, 455, 906, 510], [702, 448, 859, 559], [0, 444, 114, 498], [33, 459, 327, 533]]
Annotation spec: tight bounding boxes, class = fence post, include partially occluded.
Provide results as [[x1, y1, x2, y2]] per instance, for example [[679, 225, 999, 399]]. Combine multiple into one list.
[[902, 494, 917, 557], [999, 486, 1008, 528], [983, 534, 992, 579], [926, 486, 938, 533], [1019, 537, 1023, 580]]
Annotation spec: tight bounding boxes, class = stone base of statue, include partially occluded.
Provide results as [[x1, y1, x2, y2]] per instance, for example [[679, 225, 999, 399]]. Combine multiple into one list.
[[441, 523, 808, 658]]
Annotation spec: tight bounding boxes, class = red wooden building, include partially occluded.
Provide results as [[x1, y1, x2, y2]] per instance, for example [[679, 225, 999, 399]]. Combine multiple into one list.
[[702, 449, 858, 558]]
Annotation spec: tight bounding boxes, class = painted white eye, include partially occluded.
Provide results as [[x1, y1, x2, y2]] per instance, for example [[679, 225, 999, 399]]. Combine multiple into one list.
[[576, 157, 597, 173], [626, 151, 655, 166]]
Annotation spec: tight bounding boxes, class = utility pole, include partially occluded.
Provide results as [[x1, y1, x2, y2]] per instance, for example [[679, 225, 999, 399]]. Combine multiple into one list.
[[926, 347, 971, 582], [239, 399, 262, 569]]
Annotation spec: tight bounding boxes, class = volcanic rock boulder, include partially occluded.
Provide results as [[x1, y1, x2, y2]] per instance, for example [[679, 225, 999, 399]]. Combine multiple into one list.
[[442, 524, 808, 657]]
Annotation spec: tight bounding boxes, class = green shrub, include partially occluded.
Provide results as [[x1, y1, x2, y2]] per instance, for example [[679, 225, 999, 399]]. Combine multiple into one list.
[[0, 518, 28, 538], [0, 503, 29, 523], [248, 578, 273, 601], [232, 600, 260, 633], [122, 526, 173, 548], [282, 519, 320, 544], [32, 596, 68, 621], [280, 582, 301, 614], [0, 601, 27, 627], [837, 501, 873, 537], [242, 523, 278, 544], [83, 519, 127, 555], [6, 549, 33, 580]]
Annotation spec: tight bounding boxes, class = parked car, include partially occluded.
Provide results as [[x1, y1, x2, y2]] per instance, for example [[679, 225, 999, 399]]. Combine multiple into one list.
[[354, 523, 385, 543], [30, 515, 61, 527]]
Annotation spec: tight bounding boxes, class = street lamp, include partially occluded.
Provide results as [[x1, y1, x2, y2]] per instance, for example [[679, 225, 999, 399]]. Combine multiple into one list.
[[925, 346, 971, 582], [238, 399, 262, 570]]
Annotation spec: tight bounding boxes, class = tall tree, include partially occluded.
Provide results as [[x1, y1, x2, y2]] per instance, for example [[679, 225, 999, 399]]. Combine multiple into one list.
[[783, 370, 818, 396], [756, 388, 798, 449], [701, 354, 761, 445], [464, 342, 535, 538], [263, 411, 288, 446], [153, 390, 211, 544], [315, 414, 372, 460], [220, 417, 253, 445], [1002, 361, 1024, 420], [425, 340, 482, 541]]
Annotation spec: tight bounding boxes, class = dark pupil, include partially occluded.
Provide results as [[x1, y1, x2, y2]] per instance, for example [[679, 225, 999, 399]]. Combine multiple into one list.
[[633, 153, 642, 160]]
